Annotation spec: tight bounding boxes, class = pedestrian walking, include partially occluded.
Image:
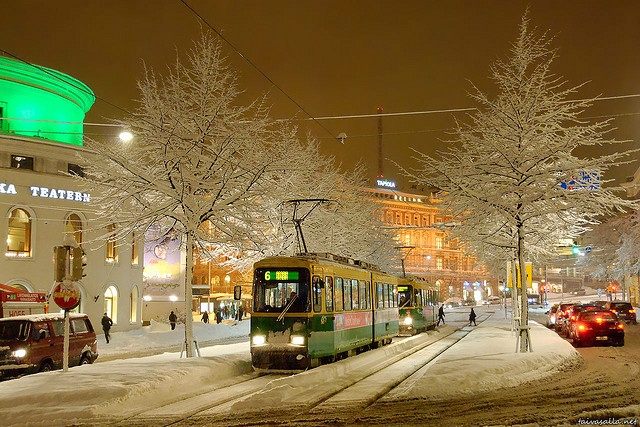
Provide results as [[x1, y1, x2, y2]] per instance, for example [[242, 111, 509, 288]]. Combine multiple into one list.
[[201, 311, 209, 324], [436, 304, 446, 326], [215, 308, 222, 324], [469, 308, 477, 326], [169, 310, 177, 330], [101, 313, 113, 344], [238, 305, 244, 321]]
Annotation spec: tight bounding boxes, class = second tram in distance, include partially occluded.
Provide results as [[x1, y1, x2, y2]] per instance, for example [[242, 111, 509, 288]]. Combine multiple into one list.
[[397, 276, 439, 335], [250, 253, 399, 371]]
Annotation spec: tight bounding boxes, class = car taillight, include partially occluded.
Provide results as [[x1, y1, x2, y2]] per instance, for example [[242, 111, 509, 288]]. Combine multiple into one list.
[[595, 317, 603, 323], [617, 323, 624, 330], [577, 324, 586, 331], [610, 309, 617, 313], [629, 309, 635, 314]]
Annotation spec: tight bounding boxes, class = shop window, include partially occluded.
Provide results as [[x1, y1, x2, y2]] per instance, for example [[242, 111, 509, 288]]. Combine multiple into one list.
[[10, 155, 33, 170], [65, 213, 83, 246], [6, 208, 32, 257], [104, 285, 118, 324]]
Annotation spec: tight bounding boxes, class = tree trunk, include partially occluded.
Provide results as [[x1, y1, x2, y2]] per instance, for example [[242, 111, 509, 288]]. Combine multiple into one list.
[[184, 232, 195, 357], [517, 226, 531, 352]]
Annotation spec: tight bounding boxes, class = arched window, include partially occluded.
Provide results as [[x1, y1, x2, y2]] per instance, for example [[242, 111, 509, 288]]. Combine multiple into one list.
[[65, 213, 83, 247], [104, 285, 118, 324], [130, 286, 139, 323], [5, 282, 29, 291], [6, 207, 32, 257]]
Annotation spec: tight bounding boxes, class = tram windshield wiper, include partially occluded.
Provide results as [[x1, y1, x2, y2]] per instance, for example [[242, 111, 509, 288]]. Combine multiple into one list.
[[277, 295, 297, 323]]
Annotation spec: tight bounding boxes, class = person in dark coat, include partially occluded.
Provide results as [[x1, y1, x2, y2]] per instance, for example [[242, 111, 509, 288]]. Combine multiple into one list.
[[238, 305, 244, 321], [201, 311, 209, 324], [436, 304, 446, 326], [169, 311, 177, 330], [101, 313, 113, 344], [215, 308, 223, 324], [469, 308, 477, 326]]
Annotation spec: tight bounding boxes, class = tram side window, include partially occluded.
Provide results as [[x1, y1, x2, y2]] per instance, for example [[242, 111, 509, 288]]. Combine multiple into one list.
[[394, 285, 398, 307], [335, 277, 344, 312], [376, 282, 384, 308], [359, 280, 367, 310], [325, 276, 334, 312], [415, 289, 423, 307], [388, 284, 397, 308], [351, 279, 359, 310], [312, 276, 322, 313], [382, 283, 389, 308], [344, 279, 352, 311]]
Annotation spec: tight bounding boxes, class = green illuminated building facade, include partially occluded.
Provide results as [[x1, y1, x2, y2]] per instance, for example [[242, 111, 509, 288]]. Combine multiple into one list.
[[0, 56, 95, 146]]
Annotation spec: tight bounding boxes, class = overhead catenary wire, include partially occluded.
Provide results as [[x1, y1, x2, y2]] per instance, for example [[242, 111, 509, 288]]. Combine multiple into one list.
[[178, 0, 341, 142]]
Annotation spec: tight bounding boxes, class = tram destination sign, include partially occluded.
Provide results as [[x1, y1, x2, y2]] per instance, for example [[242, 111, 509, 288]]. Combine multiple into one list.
[[263, 270, 300, 281]]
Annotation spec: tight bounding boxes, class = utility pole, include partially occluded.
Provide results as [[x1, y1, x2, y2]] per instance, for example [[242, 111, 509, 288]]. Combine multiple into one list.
[[377, 106, 384, 179]]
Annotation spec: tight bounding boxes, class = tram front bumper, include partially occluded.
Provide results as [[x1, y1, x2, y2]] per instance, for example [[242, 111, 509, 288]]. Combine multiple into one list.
[[251, 344, 309, 370]]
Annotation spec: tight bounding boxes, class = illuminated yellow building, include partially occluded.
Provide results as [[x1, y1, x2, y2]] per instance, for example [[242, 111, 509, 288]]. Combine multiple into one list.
[[367, 184, 496, 303]]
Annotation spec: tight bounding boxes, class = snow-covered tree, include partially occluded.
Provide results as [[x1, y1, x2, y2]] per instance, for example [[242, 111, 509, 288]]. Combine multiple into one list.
[[613, 211, 640, 295], [76, 33, 313, 356], [221, 142, 401, 274], [76, 32, 399, 355], [402, 14, 638, 352]]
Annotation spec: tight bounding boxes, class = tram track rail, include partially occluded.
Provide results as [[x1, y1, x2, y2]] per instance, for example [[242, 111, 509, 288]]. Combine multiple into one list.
[[124, 322, 482, 427]]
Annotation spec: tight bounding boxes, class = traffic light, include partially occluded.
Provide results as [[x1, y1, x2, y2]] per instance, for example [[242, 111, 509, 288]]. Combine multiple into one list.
[[571, 241, 581, 255], [53, 246, 67, 282], [70, 247, 86, 281], [54, 246, 86, 281]]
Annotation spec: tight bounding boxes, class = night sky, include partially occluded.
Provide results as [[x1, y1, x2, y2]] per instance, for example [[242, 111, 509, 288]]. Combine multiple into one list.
[[1, 1, 638, 189]]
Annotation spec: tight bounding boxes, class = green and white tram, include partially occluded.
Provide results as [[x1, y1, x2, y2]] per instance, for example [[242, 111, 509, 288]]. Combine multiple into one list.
[[250, 253, 399, 371], [397, 276, 439, 335]]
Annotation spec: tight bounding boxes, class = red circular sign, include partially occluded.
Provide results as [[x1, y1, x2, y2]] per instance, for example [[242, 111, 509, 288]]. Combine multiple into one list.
[[52, 282, 81, 310]]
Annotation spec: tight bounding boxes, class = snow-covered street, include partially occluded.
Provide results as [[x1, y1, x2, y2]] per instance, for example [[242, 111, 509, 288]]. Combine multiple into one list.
[[4, 304, 626, 426]]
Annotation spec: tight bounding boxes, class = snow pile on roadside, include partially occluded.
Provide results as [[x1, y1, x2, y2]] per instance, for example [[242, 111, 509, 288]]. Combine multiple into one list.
[[399, 316, 582, 400], [98, 318, 250, 360]]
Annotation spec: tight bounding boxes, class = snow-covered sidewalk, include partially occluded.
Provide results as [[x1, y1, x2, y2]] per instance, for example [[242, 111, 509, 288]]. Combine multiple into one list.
[[0, 308, 580, 426]]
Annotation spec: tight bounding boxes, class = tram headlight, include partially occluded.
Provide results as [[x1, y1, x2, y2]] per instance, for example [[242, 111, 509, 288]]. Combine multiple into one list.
[[290, 335, 305, 346], [252, 335, 266, 346], [403, 317, 413, 326]]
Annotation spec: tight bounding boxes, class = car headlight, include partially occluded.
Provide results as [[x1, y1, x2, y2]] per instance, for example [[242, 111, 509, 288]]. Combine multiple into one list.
[[252, 335, 266, 345], [290, 335, 305, 345], [12, 348, 27, 358], [403, 317, 413, 325]]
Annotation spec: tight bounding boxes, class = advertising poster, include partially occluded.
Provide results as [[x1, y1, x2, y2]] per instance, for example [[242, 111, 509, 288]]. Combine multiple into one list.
[[142, 227, 184, 300]]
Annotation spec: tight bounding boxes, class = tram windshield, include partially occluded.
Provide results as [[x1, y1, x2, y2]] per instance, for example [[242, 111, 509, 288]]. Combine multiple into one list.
[[398, 285, 413, 308], [253, 268, 310, 313]]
